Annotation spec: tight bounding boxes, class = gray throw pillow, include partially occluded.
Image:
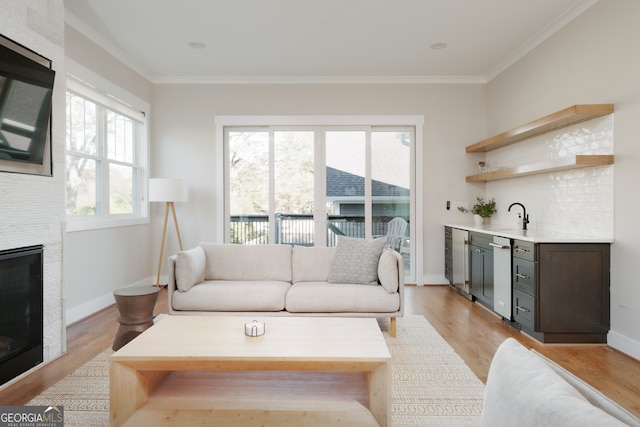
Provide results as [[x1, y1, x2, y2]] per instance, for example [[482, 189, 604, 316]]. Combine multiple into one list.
[[328, 236, 386, 285]]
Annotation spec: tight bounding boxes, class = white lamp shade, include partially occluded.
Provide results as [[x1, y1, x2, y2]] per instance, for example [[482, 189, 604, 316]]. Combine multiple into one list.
[[149, 178, 189, 202]]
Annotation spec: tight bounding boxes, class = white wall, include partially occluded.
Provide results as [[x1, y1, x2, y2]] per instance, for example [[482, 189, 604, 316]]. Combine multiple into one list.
[[486, 0, 640, 359], [63, 24, 154, 324], [151, 83, 488, 285], [0, 0, 65, 364]]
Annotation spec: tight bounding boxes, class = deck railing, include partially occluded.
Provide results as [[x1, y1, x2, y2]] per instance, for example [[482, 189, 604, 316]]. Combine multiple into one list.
[[229, 214, 405, 246]]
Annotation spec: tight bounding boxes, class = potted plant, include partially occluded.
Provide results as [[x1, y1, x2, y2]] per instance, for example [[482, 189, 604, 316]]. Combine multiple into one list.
[[458, 197, 497, 225], [472, 197, 496, 225]]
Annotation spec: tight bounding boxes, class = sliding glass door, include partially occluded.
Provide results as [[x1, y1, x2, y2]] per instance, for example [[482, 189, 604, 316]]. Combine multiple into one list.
[[371, 129, 411, 270], [225, 125, 414, 280], [274, 131, 315, 245], [324, 130, 366, 245], [228, 130, 270, 244]]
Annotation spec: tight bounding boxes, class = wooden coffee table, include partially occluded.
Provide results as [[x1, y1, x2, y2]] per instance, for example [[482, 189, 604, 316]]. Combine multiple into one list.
[[110, 316, 391, 426]]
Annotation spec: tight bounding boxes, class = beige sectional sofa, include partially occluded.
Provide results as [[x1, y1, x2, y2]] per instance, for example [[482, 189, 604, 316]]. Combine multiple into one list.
[[167, 238, 404, 336]]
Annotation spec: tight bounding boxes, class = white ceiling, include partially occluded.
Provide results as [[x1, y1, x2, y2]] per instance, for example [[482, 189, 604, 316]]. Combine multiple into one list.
[[64, 0, 598, 84]]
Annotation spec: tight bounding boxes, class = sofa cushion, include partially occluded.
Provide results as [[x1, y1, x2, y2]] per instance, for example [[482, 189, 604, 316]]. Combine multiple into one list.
[[327, 236, 386, 286], [286, 282, 400, 313], [481, 338, 628, 427], [171, 280, 291, 312], [292, 246, 336, 283], [378, 249, 399, 293], [199, 243, 292, 282], [175, 246, 206, 292]]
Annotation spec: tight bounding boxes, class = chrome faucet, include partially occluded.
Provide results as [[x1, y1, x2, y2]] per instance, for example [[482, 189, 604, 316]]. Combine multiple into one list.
[[508, 202, 529, 230]]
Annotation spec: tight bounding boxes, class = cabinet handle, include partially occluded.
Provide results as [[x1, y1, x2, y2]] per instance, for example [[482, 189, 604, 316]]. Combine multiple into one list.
[[515, 305, 530, 313], [515, 248, 530, 253], [489, 243, 510, 249], [515, 273, 529, 279]]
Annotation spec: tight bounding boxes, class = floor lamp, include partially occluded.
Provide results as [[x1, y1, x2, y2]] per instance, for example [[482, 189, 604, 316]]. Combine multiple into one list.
[[149, 178, 189, 287]]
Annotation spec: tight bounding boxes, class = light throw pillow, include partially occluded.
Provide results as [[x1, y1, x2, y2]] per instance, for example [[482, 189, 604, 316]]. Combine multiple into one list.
[[481, 338, 628, 427], [175, 246, 206, 292], [377, 249, 399, 293], [328, 236, 386, 285]]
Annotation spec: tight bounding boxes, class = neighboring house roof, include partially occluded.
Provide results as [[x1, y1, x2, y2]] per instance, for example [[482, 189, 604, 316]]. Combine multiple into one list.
[[326, 167, 409, 199]]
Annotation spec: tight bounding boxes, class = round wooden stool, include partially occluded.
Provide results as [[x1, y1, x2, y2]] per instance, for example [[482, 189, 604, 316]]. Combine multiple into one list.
[[112, 286, 160, 351]]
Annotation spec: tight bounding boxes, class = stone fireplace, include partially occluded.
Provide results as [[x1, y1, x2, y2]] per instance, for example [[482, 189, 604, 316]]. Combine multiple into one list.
[[0, 245, 43, 385], [0, 1, 65, 389]]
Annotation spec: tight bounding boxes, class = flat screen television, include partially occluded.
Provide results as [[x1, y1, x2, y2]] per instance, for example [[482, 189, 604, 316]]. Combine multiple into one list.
[[0, 34, 54, 176]]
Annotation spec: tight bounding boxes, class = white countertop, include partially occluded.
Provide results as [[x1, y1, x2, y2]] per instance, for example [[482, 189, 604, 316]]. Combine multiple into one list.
[[444, 223, 614, 243]]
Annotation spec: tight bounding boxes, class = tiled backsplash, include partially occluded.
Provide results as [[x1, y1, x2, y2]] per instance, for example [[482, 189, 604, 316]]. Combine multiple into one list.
[[485, 115, 614, 238]]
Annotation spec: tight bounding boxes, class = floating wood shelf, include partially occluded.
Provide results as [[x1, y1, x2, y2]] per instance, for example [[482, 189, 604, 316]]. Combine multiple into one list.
[[465, 155, 614, 182], [466, 104, 614, 153]]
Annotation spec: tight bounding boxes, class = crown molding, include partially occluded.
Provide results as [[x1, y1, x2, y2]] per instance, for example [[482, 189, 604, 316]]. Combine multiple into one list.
[[152, 75, 487, 85], [64, 9, 154, 82]]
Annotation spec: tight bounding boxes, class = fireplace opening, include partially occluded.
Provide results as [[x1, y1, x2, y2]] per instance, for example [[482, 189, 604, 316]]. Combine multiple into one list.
[[0, 245, 43, 385]]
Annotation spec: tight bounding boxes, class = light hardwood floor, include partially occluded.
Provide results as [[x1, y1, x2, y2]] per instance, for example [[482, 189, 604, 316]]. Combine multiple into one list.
[[0, 285, 638, 418]]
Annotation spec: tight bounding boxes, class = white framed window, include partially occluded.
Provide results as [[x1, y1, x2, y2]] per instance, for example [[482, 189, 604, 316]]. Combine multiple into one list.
[[216, 115, 424, 284], [65, 60, 149, 232]]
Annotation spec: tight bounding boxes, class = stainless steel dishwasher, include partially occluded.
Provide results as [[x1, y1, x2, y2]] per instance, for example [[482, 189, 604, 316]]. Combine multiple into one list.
[[490, 236, 512, 320]]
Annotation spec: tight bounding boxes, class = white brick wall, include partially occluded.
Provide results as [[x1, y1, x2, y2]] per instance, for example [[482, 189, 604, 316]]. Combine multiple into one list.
[[0, 0, 65, 365], [485, 115, 614, 237]]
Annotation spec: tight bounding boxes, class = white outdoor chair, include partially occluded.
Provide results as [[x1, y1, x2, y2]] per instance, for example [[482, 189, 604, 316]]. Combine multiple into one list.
[[385, 217, 408, 253]]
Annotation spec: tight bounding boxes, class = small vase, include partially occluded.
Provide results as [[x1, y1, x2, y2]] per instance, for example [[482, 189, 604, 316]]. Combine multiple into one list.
[[473, 214, 487, 226]]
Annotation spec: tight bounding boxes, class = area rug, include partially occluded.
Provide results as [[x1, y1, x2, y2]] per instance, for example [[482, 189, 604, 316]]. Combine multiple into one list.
[[28, 315, 484, 426]]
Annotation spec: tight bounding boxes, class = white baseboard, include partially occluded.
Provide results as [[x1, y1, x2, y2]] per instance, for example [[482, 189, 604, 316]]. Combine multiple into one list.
[[65, 292, 114, 326], [65, 276, 154, 325], [421, 274, 450, 285], [607, 330, 640, 361]]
